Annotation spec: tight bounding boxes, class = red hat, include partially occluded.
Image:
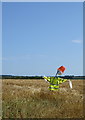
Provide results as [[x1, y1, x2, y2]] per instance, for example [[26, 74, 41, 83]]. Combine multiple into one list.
[[57, 66, 66, 73]]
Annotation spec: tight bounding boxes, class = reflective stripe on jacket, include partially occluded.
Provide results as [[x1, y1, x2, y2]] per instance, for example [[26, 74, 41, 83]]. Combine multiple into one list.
[[44, 76, 67, 90], [49, 84, 59, 90]]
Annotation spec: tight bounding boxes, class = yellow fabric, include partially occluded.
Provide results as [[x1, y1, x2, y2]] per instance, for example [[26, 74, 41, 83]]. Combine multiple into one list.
[[44, 76, 67, 91]]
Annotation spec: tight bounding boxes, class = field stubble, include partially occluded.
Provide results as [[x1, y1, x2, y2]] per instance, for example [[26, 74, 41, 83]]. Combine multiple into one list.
[[2, 79, 84, 118]]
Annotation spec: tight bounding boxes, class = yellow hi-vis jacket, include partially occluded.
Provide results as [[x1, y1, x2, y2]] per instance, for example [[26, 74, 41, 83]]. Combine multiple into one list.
[[44, 76, 67, 90]]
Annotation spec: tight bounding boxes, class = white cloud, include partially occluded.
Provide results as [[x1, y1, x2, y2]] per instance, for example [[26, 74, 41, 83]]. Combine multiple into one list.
[[72, 40, 82, 44]]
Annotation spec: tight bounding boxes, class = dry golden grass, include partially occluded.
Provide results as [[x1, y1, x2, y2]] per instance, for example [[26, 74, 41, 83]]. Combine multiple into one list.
[[2, 79, 84, 118]]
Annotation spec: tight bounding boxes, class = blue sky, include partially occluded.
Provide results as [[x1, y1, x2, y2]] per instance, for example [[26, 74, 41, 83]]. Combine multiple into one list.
[[2, 2, 83, 76]]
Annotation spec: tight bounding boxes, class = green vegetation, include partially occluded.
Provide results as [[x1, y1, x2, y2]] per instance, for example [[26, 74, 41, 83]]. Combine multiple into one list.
[[1, 75, 43, 79], [1, 75, 85, 79]]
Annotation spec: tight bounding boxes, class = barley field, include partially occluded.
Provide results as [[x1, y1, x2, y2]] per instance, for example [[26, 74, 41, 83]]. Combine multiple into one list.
[[2, 79, 84, 119]]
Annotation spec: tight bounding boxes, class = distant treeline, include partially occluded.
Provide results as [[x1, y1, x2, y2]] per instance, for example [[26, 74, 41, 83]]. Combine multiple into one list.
[[0, 75, 43, 79], [0, 75, 85, 79]]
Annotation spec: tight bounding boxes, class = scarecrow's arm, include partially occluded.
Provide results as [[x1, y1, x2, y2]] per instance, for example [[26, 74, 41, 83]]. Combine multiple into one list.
[[43, 76, 51, 83], [58, 77, 67, 84]]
